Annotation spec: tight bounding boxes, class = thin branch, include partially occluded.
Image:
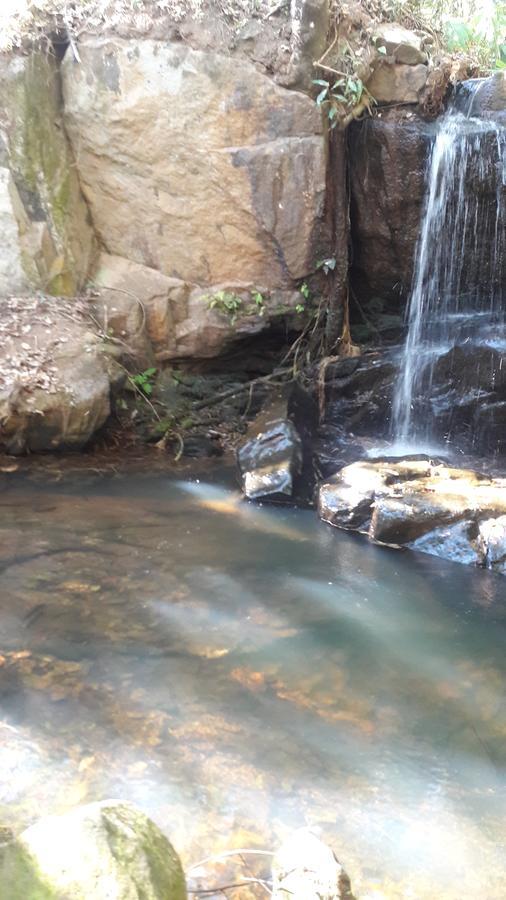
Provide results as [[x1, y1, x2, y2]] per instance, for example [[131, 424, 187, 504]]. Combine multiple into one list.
[[191, 370, 293, 412], [188, 849, 274, 873], [189, 879, 271, 895]]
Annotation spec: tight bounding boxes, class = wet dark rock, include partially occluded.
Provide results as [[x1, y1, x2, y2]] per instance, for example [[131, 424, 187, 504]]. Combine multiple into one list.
[[455, 73, 506, 124], [181, 434, 223, 458], [349, 111, 433, 306], [237, 385, 317, 502], [431, 344, 506, 394], [323, 353, 398, 438], [318, 459, 506, 572], [474, 402, 506, 457]]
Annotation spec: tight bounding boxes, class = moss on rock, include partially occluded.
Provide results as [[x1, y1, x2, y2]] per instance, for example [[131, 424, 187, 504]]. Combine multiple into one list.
[[0, 50, 95, 295]]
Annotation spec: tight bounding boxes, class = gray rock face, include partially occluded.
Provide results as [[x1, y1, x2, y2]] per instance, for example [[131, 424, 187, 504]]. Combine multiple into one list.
[[0, 800, 187, 900], [319, 459, 506, 573]]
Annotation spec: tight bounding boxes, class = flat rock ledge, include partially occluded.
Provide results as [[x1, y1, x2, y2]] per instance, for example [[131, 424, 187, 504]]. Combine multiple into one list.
[[0, 800, 187, 900], [319, 459, 506, 574]]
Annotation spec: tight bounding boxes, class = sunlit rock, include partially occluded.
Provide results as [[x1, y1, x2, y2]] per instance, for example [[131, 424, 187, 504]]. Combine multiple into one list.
[[0, 800, 187, 900], [319, 459, 506, 572], [478, 515, 506, 574], [272, 828, 355, 899]]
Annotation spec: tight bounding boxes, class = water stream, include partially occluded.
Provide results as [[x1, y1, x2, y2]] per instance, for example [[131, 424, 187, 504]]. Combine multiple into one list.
[[1, 467, 505, 898], [391, 91, 506, 450]]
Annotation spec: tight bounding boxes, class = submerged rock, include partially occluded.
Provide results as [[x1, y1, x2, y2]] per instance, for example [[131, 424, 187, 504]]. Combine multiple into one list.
[[0, 800, 187, 900], [272, 829, 355, 899], [318, 459, 506, 572]]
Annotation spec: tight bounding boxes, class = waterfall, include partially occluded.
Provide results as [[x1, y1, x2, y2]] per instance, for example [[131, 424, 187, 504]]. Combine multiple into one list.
[[391, 89, 506, 451]]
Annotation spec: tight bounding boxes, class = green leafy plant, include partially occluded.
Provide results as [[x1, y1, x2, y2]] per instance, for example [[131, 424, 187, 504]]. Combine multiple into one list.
[[295, 304, 306, 314], [251, 290, 265, 315], [204, 290, 243, 323], [313, 75, 374, 127], [129, 367, 157, 396], [316, 257, 337, 275], [300, 282, 311, 301]]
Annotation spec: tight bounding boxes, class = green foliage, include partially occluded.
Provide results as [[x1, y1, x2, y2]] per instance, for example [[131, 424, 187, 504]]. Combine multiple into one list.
[[251, 290, 266, 315], [204, 288, 268, 322], [313, 76, 373, 127], [205, 290, 243, 322], [300, 282, 311, 301], [129, 367, 157, 396], [371, 0, 506, 70]]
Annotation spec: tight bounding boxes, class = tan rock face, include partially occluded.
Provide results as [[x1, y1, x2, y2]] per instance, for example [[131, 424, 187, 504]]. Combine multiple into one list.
[[0, 52, 95, 296], [61, 39, 326, 290], [92, 252, 303, 361], [367, 62, 428, 104], [373, 24, 427, 65]]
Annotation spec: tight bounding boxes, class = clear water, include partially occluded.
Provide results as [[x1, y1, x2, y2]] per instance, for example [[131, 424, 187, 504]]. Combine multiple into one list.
[[1, 469, 506, 898], [391, 108, 506, 447]]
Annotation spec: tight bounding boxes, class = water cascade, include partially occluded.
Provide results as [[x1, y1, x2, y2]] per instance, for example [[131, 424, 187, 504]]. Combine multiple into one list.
[[391, 85, 506, 453]]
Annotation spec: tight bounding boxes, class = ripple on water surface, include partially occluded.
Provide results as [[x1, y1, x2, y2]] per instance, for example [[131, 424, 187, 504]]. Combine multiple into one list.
[[0, 469, 505, 898]]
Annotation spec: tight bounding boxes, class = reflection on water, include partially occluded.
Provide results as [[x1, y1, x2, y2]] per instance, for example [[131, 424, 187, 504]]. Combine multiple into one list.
[[0, 469, 505, 898]]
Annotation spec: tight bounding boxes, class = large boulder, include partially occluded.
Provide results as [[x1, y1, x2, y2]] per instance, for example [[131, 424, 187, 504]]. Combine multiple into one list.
[[0, 52, 95, 296], [61, 39, 326, 360], [0, 295, 115, 453], [319, 459, 506, 572], [0, 800, 187, 899]]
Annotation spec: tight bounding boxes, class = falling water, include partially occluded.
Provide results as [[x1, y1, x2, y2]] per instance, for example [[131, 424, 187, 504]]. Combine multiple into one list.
[[391, 87, 506, 449]]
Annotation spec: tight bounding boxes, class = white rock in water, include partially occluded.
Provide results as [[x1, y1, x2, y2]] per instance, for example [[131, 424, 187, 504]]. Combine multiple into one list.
[[0, 800, 187, 899], [272, 828, 355, 899]]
